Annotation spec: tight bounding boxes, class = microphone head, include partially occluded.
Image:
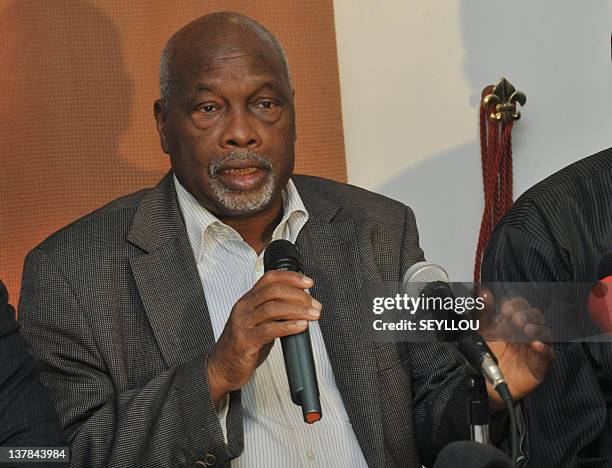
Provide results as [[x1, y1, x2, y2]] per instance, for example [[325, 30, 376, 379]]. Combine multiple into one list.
[[264, 239, 304, 273], [433, 441, 513, 468], [402, 261, 450, 297]]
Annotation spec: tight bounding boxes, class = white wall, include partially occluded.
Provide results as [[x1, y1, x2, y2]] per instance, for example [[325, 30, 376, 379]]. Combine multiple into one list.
[[334, 0, 612, 281]]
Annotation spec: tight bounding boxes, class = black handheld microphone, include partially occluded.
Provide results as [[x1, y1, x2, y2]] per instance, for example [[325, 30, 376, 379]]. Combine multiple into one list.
[[264, 240, 322, 424]]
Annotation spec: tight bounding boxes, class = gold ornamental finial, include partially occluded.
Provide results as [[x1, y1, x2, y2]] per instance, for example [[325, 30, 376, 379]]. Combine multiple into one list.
[[482, 77, 526, 123]]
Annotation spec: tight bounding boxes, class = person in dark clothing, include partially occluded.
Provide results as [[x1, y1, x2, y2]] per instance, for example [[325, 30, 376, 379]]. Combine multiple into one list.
[[482, 146, 612, 468], [0, 280, 66, 467]]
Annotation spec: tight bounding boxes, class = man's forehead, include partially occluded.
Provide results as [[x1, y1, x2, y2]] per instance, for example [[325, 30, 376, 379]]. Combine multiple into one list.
[[177, 40, 282, 72], [174, 18, 277, 62], [198, 51, 282, 74], [191, 76, 284, 95], [173, 44, 288, 90]]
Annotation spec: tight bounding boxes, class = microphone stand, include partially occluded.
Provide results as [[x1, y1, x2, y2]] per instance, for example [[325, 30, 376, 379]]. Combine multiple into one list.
[[468, 374, 490, 444]]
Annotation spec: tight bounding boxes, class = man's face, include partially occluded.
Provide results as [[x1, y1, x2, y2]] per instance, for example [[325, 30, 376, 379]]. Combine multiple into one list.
[[155, 38, 296, 218]]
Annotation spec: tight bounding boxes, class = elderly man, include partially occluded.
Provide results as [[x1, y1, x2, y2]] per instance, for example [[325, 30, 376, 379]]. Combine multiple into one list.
[[0, 280, 66, 465], [19, 12, 550, 467]]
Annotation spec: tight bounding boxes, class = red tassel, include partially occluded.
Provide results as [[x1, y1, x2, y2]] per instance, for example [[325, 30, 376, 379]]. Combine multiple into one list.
[[474, 91, 515, 283]]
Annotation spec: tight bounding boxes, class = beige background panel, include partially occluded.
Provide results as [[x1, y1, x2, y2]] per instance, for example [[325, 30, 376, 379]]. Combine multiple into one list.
[[0, 0, 346, 300]]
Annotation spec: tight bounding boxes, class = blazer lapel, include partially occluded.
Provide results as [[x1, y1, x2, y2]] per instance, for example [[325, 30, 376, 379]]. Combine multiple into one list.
[[295, 178, 385, 468], [127, 173, 216, 369]]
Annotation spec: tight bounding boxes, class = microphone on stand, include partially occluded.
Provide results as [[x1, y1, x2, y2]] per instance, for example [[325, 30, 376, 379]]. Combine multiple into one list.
[[264, 240, 322, 424], [402, 263, 493, 444], [402, 262, 512, 402], [402, 262, 519, 463]]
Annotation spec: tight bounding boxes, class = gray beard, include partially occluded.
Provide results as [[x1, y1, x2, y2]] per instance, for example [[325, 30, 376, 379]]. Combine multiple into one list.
[[208, 151, 277, 215]]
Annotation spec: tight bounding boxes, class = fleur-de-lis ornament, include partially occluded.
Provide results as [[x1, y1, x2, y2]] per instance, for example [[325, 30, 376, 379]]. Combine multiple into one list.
[[482, 77, 526, 123]]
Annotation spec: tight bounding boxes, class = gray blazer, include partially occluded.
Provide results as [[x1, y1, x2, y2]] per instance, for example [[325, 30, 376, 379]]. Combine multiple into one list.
[[18, 173, 472, 468]]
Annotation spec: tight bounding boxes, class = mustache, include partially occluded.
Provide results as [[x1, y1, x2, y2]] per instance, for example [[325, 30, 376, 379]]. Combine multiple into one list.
[[209, 151, 273, 176]]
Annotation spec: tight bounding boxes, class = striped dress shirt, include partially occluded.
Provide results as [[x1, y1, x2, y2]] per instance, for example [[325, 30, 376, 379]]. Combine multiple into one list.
[[174, 176, 368, 468]]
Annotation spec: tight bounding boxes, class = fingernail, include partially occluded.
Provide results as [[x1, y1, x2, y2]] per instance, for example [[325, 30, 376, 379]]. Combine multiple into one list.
[[533, 341, 544, 352], [295, 320, 308, 328], [309, 308, 321, 319], [311, 299, 322, 310], [301, 275, 314, 286]]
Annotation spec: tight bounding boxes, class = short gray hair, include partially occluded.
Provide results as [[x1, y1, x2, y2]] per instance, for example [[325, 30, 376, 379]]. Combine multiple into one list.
[[159, 12, 293, 105]]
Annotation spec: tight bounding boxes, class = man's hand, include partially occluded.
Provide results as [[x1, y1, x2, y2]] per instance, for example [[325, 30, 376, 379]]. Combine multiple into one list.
[[477, 290, 554, 407], [207, 270, 321, 409]]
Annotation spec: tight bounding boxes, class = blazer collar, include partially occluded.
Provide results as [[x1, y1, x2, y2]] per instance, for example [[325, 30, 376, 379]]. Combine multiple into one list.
[[127, 171, 183, 253], [292, 175, 342, 223]]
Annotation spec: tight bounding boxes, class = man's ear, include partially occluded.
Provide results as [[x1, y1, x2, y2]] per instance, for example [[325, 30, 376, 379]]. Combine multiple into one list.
[[154, 100, 171, 155]]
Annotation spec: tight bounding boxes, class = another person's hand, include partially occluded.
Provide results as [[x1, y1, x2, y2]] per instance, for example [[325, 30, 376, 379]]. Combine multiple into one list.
[[477, 290, 554, 407], [207, 270, 321, 408]]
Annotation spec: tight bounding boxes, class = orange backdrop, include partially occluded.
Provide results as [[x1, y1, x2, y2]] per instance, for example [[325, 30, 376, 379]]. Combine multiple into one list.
[[0, 0, 346, 302]]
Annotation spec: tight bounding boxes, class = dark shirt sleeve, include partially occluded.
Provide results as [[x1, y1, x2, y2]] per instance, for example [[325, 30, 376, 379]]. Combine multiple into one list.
[[0, 281, 67, 467], [408, 339, 473, 465]]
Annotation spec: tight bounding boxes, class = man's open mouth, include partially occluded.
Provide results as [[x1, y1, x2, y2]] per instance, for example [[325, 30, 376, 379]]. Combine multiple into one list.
[[215, 164, 269, 191], [221, 167, 259, 176]]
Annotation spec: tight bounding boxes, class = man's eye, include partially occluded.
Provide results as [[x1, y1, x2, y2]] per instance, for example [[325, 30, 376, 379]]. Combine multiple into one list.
[[256, 100, 276, 110], [198, 104, 218, 113]]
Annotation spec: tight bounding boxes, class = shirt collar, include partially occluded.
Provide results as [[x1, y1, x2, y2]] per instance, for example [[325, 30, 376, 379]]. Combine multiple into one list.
[[174, 175, 309, 262]]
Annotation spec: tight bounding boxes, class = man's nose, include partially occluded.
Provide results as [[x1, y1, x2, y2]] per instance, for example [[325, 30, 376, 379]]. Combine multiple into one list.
[[219, 108, 261, 149]]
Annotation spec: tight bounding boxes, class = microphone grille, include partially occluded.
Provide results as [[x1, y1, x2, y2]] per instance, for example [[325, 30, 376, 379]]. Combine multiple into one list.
[[402, 262, 450, 297], [264, 239, 303, 272]]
